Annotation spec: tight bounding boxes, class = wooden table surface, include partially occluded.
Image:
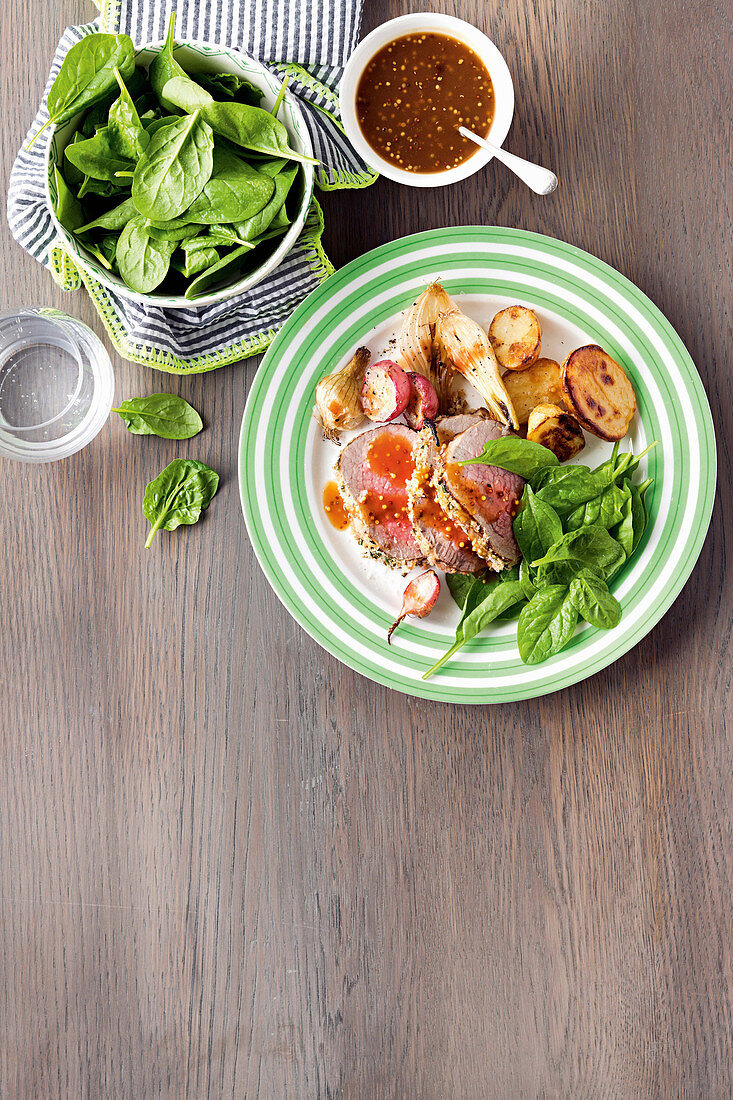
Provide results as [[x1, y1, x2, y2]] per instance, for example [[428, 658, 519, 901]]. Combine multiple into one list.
[[1, 0, 731, 1096]]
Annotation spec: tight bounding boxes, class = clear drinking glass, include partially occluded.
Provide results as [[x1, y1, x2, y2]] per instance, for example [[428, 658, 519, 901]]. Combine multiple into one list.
[[0, 308, 114, 462]]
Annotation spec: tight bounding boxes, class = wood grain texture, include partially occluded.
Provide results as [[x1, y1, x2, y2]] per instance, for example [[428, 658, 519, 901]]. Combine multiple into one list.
[[1, 0, 731, 1096]]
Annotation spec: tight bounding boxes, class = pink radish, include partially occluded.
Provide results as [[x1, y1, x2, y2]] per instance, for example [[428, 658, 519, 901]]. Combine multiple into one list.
[[361, 360, 411, 422], [403, 372, 439, 429], [387, 570, 441, 644]]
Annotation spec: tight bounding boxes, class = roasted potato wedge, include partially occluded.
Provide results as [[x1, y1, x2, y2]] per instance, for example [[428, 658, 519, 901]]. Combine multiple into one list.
[[527, 403, 585, 461], [501, 358, 566, 425], [562, 345, 637, 441], [489, 305, 542, 371]]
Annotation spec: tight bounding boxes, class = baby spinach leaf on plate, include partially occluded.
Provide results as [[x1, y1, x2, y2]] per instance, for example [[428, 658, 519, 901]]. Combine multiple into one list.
[[460, 436, 559, 480], [531, 524, 627, 579], [30, 33, 135, 146], [568, 569, 621, 629], [112, 393, 203, 439], [514, 485, 563, 564], [143, 458, 219, 548], [423, 578, 525, 679], [116, 218, 175, 293], [446, 571, 481, 610], [517, 585, 578, 665], [132, 111, 214, 221]]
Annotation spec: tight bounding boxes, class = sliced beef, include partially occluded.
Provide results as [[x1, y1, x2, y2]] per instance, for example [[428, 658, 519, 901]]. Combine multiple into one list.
[[432, 409, 491, 444], [336, 424, 425, 568], [433, 419, 524, 568], [407, 438, 485, 574]]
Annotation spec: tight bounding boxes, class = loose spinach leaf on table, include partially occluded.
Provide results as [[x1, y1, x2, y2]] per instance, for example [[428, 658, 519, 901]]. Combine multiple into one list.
[[517, 585, 578, 664], [116, 218, 176, 293], [143, 458, 219, 548], [29, 33, 135, 146], [112, 393, 203, 439], [459, 436, 559, 480], [132, 111, 214, 220]]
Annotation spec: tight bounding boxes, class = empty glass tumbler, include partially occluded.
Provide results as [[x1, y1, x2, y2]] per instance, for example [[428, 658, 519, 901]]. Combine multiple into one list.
[[0, 308, 114, 462]]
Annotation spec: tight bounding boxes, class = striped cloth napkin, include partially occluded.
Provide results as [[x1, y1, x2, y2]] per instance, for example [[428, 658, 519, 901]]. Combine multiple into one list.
[[7, 0, 375, 373]]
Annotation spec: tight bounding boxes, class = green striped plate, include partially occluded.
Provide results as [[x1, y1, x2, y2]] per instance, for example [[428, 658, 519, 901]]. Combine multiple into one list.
[[239, 227, 716, 702]]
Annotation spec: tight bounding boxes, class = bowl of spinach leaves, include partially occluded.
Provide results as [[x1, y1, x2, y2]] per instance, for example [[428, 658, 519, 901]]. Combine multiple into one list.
[[42, 16, 316, 307]]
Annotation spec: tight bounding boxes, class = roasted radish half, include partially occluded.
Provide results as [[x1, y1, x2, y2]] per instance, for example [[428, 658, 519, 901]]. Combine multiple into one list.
[[387, 569, 440, 644], [404, 372, 439, 430], [562, 345, 637, 441], [527, 403, 586, 461], [361, 360, 411, 423], [501, 358, 566, 426], [489, 306, 542, 371]]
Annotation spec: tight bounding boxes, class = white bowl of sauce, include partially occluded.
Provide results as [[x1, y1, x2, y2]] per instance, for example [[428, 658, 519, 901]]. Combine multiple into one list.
[[340, 13, 514, 187]]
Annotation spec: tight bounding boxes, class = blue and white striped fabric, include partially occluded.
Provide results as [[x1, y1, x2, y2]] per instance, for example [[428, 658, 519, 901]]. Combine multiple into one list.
[[7, 2, 375, 372]]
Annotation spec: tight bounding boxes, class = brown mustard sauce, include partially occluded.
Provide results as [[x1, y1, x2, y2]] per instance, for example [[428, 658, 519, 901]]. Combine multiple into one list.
[[445, 462, 508, 525], [323, 481, 350, 530], [362, 434, 416, 527], [416, 487, 469, 549], [355, 32, 495, 173]]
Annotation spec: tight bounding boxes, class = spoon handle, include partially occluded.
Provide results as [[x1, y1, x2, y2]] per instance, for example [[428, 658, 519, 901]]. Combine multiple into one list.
[[459, 127, 558, 196]]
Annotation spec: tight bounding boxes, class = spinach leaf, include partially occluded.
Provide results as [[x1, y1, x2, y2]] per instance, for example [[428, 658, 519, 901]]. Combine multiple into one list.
[[197, 71, 264, 105], [519, 558, 537, 601], [132, 112, 214, 221], [158, 74, 215, 114], [514, 485, 563, 564], [116, 218, 175, 293], [531, 524, 627, 579], [612, 492, 635, 558], [194, 99, 317, 164], [568, 570, 621, 629], [460, 436, 559, 480], [184, 243, 255, 299], [30, 33, 135, 146], [148, 13, 211, 112], [565, 480, 631, 532], [76, 196, 138, 233], [446, 571, 484, 610], [534, 467, 609, 516], [517, 586, 578, 664], [234, 164, 297, 240], [62, 133, 87, 186], [111, 393, 203, 439], [184, 147, 275, 223], [52, 166, 84, 232], [108, 67, 149, 158], [143, 458, 219, 547], [423, 578, 525, 679], [172, 246, 220, 279], [629, 477, 652, 553], [146, 222, 201, 243], [65, 127, 135, 181]]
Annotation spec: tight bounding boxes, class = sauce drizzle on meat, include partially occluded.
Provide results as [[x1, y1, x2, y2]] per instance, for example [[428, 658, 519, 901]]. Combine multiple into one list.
[[356, 32, 495, 173]]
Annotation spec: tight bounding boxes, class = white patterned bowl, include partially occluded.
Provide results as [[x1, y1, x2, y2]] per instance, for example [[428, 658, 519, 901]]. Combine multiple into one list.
[[45, 38, 315, 308]]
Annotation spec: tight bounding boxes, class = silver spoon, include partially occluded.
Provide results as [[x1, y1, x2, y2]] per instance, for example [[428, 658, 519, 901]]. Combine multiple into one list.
[[459, 126, 558, 195]]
